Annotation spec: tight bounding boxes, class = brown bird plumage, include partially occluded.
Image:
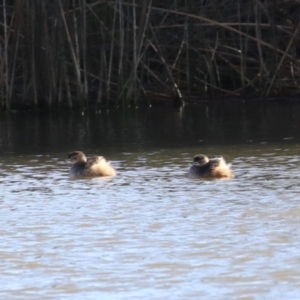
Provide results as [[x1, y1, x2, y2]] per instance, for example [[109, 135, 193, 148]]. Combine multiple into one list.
[[188, 154, 234, 179], [68, 151, 116, 177]]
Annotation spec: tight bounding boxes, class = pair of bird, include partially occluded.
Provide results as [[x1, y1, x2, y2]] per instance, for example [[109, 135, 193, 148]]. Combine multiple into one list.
[[68, 151, 234, 179]]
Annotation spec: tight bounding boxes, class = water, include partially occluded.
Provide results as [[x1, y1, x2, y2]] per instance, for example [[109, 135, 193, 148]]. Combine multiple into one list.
[[1, 101, 300, 299]]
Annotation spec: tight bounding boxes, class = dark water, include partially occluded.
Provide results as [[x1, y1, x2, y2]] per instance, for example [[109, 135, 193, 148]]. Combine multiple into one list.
[[1, 101, 300, 299], [1, 101, 300, 156]]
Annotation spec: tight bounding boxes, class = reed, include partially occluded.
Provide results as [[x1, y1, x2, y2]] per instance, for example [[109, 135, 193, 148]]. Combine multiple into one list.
[[2, 0, 9, 109], [0, 0, 300, 110]]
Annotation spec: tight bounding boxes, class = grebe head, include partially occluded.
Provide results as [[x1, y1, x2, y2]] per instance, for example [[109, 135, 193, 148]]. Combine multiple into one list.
[[192, 154, 209, 166], [68, 151, 87, 163]]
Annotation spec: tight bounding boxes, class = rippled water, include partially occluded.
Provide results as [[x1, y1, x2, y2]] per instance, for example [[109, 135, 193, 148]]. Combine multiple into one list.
[[1, 144, 300, 299], [1, 102, 300, 299]]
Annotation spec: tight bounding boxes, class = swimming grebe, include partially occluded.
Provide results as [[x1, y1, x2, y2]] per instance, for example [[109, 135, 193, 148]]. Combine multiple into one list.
[[68, 151, 116, 177], [188, 154, 234, 179]]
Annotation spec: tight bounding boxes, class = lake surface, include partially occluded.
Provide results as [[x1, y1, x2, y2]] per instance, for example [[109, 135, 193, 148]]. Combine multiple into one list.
[[1, 101, 300, 299]]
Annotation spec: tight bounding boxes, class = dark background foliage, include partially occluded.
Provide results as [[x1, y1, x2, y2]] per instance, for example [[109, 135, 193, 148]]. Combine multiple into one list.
[[1, 0, 300, 109]]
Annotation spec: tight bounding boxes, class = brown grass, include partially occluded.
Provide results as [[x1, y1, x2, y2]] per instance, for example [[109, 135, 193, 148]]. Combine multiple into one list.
[[0, 0, 300, 110]]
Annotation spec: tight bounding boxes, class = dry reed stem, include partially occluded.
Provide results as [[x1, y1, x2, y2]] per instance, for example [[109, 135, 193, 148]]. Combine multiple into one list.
[[59, 0, 82, 100], [266, 23, 300, 97], [1, 1, 300, 109], [150, 6, 300, 63]]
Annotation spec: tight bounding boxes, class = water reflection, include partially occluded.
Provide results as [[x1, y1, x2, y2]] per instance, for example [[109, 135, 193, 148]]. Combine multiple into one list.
[[1, 101, 300, 156], [1, 102, 300, 299]]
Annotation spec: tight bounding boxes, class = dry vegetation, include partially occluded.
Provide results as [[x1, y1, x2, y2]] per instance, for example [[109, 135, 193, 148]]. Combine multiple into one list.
[[1, 0, 300, 110]]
